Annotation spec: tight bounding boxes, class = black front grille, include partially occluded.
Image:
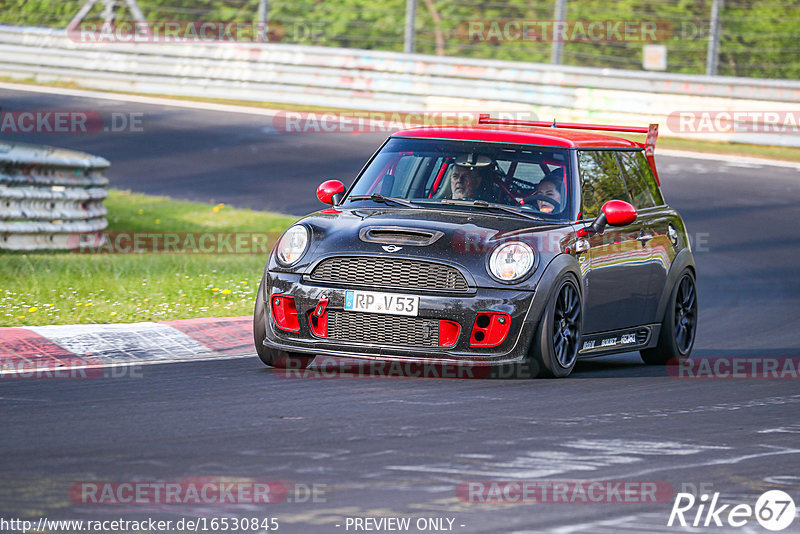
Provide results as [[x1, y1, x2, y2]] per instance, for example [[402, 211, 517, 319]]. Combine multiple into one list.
[[328, 310, 439, 347], [309, 256, 468, 292]]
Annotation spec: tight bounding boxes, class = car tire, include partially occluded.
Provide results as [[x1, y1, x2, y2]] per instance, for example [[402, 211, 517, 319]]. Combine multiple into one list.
[[527, 274, 582, 378], [640, 269, 697, 365], [253, 278, 314, 369]]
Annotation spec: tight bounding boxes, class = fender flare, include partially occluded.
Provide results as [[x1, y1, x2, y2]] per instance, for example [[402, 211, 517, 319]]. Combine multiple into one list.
[[654, 248, 696, 325], [525, 253, 583, 327]]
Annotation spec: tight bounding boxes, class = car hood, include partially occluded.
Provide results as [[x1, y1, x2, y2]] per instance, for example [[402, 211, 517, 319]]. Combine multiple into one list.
[[270, 206, 575, 289]]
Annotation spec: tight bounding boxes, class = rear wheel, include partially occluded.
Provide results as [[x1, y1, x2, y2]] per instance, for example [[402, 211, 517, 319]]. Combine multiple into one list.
[[640, 270, 697, 365], [253, 278, 314, 369], [527, 274, 582, 378]]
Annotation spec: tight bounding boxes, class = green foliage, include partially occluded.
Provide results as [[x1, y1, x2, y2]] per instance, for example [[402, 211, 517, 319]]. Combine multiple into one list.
[[0, 0, 85, 27], [0, 0, 797, 78]]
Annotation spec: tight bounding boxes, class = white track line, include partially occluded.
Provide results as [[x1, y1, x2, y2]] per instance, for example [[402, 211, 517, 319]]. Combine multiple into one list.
[[0, 81, 285, 117], [657, 148, 800, 169], [3, 81, 799, 169]]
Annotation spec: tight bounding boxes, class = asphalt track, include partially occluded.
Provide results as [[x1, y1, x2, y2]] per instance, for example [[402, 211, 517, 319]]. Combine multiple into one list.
[[2, 87, 800, 533]]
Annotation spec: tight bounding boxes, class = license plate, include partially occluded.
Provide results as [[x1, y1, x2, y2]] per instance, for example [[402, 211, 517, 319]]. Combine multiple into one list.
[[343, 290, 419, 316]]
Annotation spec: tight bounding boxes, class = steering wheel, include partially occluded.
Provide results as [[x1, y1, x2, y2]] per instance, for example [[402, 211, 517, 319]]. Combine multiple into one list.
[[523, 194, 561, 212]]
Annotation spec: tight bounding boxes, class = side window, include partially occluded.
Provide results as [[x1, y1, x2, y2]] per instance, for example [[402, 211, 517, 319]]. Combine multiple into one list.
[[617, 151, 664, 208], [578, 150, 630, 219]]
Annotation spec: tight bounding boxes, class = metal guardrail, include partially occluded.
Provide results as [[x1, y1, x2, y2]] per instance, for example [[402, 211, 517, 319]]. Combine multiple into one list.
[[1, 25, 799, 146], [0, 141, 109, 250]]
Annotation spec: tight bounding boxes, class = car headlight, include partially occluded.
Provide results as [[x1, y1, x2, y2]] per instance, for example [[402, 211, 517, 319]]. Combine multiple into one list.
[[275, 225, 309, 266], [488, 241, 535, 282]]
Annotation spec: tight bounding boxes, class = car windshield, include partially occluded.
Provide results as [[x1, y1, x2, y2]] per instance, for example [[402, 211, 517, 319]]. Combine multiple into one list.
[[344, 138, 573, 220]]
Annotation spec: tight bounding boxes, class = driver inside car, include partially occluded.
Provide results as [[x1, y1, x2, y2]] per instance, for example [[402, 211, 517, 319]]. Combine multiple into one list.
[[530, 171, 564, 213], [449, 153, 505, 202], [450, 164, 488, 200]]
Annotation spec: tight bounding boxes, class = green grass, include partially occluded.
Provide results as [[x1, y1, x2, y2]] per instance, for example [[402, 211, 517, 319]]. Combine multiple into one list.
[[0, 190, 297, 327], [612, 133, 800, 162]]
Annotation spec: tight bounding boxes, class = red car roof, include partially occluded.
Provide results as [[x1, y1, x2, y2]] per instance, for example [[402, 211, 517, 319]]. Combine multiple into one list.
[[391, 125, 644, 149]]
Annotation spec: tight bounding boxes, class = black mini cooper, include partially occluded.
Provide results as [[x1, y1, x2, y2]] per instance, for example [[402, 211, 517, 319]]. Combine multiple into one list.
[[253, 115, 697, 378]]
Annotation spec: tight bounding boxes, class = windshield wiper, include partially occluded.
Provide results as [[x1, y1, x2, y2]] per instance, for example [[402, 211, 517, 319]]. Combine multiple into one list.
[[348, 194, 420, 208], [440, 199, 544, 221]]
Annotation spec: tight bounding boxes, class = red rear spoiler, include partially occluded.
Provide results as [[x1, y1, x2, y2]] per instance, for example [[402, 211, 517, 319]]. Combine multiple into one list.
[[477, 114, 660, 185]]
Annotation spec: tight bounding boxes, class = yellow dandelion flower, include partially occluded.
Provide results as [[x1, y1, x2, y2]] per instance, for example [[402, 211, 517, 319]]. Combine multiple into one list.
[[76, 302, 82, 306], [110, 311, 118, 317], [212, 288, 220, 292], [138, 209, 144, 214], [155, 219, 161, 225], [17, 315, 26, 319], [221, 289, 231, 295], [28, 307, 38, 313]]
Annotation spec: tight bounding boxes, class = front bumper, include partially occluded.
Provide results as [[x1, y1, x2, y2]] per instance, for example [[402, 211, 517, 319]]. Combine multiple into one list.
[[260, 271, 545, 365]]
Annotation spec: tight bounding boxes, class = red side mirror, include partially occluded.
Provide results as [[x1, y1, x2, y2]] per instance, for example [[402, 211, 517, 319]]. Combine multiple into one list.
[[601, 199, 637, 226], [316, 180, 345, 205]]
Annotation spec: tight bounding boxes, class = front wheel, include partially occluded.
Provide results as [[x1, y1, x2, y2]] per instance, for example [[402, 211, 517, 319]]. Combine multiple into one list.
[[253, 278, 314, 369], [527, 274, 582, 378], [640, 270, 697, 365]]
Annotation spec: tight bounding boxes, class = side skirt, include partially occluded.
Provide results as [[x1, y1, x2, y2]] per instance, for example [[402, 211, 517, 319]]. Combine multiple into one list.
[[577, 324, 661, 358]]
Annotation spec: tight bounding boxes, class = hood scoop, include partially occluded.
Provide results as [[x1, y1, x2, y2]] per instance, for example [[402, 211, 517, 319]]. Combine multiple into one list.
[[359, 226, 444, 246]]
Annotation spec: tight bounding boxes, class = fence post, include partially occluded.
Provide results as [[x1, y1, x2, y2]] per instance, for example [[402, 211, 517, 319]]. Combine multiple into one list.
[[404, 0, 417, 54], [550, 0, 567, 65], [706, 0, 723, 76], [101, 0, 117, 24], [68, 0, 148, 31], [257, 0, 269, 42]]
